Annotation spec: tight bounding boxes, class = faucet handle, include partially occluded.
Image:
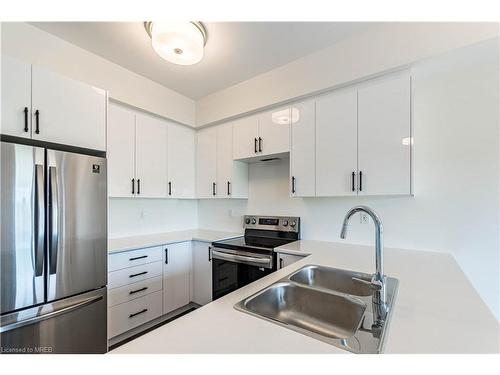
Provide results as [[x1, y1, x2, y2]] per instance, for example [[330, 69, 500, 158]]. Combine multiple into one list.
[[352, 276, 383, 291]]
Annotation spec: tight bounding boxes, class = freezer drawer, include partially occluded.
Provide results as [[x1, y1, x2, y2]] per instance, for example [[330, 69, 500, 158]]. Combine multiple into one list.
[[0, 288, 107, 354]]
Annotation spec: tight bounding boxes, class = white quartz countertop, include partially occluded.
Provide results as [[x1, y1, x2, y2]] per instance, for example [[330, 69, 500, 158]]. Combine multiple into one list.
[[108, 229, 242, 254], [111, 240, 500, 354]]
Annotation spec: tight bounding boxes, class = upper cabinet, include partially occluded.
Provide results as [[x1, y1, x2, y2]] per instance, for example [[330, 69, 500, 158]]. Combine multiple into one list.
[[357, 73, 411, 195], [196, 123, 249, 199], [314, 71, 412, 197], [1, 55, 106, 151], [232, 108, 290, 161], [290, 100, 316, 197], [108, 103, 196, 199]]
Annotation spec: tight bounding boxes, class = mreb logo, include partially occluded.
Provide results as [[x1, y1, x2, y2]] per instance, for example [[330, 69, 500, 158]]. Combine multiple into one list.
[[92, 164, 100, 173]]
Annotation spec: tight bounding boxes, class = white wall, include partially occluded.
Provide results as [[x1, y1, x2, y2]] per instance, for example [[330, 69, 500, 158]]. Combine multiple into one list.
[[108, 198, 198, 238], [196, 22, 499, 126], [198, 39, 500, 320], [1, 22, 196, 126]]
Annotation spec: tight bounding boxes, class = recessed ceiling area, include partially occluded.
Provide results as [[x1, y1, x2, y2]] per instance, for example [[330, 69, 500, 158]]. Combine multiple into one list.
[[31, 22, 371, 99]]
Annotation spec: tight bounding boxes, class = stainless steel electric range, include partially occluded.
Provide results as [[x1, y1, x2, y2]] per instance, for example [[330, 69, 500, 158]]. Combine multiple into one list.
[[210, 215, 300, 300]]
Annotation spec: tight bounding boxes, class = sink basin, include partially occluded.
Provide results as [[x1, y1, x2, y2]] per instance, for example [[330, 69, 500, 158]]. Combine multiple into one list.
[[289, 265, 373, 297], [235, 264, 399, 353], [240, 282, 366, 339]]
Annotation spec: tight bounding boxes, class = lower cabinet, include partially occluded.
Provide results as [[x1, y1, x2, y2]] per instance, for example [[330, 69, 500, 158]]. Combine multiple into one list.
[[192, 241, 212, 305], [277, 252, 305, 269], [163, 242, 192, 314]]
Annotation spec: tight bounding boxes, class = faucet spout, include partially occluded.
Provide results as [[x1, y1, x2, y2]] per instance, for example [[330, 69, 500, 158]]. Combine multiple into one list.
[[340, 206, 387, 315]]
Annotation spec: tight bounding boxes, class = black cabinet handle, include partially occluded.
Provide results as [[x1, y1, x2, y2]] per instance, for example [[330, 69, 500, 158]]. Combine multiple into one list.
[[129, 308, 148, 318], [359, 171, 363, 192], [291, 176, 296, 194], [129, 271, 147, 278], [254, 138, 258, 153], [129, 287, 148, 295], [258, 137, 262, 152], [137, 179, 141, 195], [23, 107, 29, 132], [129, 255, 147, 261], [227, 181, 231, 196], [34, 110, 40, 134], [212, 182, 216, 196], [208, 247, 211, 262], [279, 257, 284, 269], [131, 178, 135, 194], [165, 248, 168, 264], [352, 172, 356, 192], [168, 181, 172, 196]]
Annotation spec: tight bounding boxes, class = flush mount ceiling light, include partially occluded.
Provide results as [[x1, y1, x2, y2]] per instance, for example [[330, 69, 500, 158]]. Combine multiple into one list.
[[144, 21, 208, 66]]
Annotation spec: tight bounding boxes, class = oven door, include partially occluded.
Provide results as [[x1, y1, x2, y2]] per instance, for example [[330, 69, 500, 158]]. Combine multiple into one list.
[[211, 247, 275, 301]]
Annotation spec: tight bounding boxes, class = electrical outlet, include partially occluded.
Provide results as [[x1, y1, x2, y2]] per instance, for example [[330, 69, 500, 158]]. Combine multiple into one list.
[[360, 213, 369, 224]]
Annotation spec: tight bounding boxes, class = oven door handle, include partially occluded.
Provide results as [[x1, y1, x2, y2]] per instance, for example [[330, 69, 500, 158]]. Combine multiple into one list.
[[211, 249, 272, 267]]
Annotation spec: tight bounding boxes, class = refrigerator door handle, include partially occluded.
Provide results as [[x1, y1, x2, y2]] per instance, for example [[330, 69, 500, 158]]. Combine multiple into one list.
[[49, 166, 59, 275], [34, 164, 45, 276], [0, 294, 103, 333]]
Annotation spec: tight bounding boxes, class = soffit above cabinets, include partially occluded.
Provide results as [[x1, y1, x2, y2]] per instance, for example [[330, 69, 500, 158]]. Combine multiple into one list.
[[30, 22, 371, 99]]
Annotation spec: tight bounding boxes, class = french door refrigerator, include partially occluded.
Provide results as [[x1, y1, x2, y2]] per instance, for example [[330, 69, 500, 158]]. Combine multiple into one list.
[[0, 141, 107, 354]]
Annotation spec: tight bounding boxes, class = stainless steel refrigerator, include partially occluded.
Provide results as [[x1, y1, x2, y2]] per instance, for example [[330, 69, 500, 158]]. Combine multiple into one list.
[[0, 141, 107, 354]]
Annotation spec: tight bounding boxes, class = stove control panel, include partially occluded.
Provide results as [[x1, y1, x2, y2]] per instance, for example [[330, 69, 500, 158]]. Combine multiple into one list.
[[243, 215, 300, 233]]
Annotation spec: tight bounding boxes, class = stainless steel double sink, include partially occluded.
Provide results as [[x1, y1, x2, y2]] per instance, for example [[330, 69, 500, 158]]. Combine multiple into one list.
[[235, 265, 398, 354]]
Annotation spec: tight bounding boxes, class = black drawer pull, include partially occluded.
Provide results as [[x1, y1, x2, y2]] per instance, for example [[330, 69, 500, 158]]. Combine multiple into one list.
[[129, 255, 147, 261], [212, 182, 216, 196], [258, 137, 262, 152], [129, 287, 148, 295], [131, 178, 135, 194], [352, 171, 356, 192], [168, 181, 172, 195], [208, 247, 211, 262], [23, 107, 29, 132], [137, 179, 141, 195], [291, 176, 296, 194], [359, 171, 363, 192], [129, 271, 147, 278], [129, 308, 148, 318], [165, 248, 168, 264], [254, 138, 258, 153], [34, 109, 40, 134]]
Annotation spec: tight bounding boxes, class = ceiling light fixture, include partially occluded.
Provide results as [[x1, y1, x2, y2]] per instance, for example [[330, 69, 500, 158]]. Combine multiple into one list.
[[144, 21, 208, 66]]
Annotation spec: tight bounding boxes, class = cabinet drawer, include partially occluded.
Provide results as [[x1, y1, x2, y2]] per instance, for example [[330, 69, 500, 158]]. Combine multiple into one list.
[[109, 261, 162, 290], [108, 246, 163, 272], [108, 276, 163, 307], [108, 290, 163, 338]]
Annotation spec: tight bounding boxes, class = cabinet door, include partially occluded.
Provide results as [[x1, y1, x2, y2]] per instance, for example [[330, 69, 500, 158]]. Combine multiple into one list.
[[191, 241, 212, 305], [216, 123, 233, 198], [258, 107, 290, 156], [316, 88, 358, 196], [135, 114, 168, 198], [196, 127, 217, 198], [107, 104, 136, 197], [1, 56, 32, 138], [31, 65, 106, 150], [167, 123, 195, 198], [290, 100, 316, 197], [163, 242, 191, 314], [232, 115, 259, 160], [358, 73, 411, 195]]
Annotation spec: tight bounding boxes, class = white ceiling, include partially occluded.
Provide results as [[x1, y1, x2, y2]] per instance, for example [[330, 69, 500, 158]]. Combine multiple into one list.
[[31, 22, 370, 99]]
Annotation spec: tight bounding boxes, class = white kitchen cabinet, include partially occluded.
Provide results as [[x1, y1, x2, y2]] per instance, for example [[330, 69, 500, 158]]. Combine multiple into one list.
[[196, 127, 217, 198], [315, 88, 358, 197], [31, 65, 106, 150], [167, 122, 196, 198], [107, 104, 136, 197], [277, 253, 305, 269], [1, 56, 106, 150], [357, 73, 411, 195], [1, 55, 32, 138], [191, 241, 212, 305], [216, 123, 249, 199], [232, 115, 259, 160], [290, 100, 316, 197], [258, 107, 291, 156], [135, 114, 168, 198], [163, 242, 192, 314]]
